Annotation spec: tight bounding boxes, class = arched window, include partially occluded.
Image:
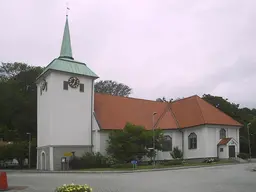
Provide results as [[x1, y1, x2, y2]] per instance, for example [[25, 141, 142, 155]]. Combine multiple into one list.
[[162, 135, 172, 151], [220, 128, 226, 139], [188, 133, 197, 149]]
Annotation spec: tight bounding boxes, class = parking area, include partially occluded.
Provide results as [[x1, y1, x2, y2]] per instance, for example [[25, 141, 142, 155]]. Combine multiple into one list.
[[6, 163, 256, 192]]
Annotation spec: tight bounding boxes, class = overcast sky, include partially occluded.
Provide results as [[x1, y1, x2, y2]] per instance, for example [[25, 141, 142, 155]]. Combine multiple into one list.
[[1, 0, 256, 108]]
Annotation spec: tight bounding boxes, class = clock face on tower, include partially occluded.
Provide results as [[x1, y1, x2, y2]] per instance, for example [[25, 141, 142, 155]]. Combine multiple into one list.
[[41, 79, 47, 91], [68, 76, 80, 88]]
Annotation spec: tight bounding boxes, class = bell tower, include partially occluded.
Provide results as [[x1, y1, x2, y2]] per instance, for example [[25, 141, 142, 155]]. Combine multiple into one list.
[[36, 15, 98, 171]]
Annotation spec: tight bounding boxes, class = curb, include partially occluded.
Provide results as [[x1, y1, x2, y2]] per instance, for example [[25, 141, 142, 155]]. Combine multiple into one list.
[[2, 163, 240, 174]]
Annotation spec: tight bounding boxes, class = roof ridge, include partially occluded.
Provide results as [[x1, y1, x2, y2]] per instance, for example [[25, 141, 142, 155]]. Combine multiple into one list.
[[36, 58, 57, 81], [168, 104, 181, 128], [95, 93, 166, 104], [195, 96, 207, 124], [170, 95, 199, 104], [58, 58, 86, 65], [154, 103, 171, 128]]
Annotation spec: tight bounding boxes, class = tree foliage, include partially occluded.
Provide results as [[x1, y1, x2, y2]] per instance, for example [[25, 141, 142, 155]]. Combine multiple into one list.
[[202, 94, 256, 156], [94, 80, 132, 97], [0, 139, 36, 168], [0, 62, 43, 141], [156, 97, 173, 102], [156, 97, 184, 102], [106, 123, 164, 162]]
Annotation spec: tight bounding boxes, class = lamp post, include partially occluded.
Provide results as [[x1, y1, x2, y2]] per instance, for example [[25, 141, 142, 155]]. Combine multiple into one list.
[[152, 112, 157, 167], [247, 123, 252, 162], [27, 132, 31, 169]]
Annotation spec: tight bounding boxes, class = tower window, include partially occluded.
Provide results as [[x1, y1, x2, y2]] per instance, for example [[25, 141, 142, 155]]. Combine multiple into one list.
[[63, 81, 68, 90], [80, 84, 84, 92]]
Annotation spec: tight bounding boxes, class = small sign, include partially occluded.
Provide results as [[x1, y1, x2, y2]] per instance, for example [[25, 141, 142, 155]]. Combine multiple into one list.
[[61, 157, 66, 163], [64, 152, 73, 157], [131, 160, 137, 165], [131, 160, 138, 170]]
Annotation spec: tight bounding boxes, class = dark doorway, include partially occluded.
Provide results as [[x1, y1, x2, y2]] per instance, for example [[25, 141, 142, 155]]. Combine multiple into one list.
[[229, 145, 235, 158]]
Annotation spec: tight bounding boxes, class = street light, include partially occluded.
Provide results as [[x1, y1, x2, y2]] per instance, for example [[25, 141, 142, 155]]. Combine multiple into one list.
[[247, 123, 252, 162], [152, 112, 157, 167], [26, 132, 31, 169]]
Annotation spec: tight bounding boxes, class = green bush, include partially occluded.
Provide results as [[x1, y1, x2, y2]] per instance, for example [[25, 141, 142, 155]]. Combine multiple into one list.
[[237, 153, 249, 160], [170, 147, 183, 159], [55, 184, 92, 192], [202, 158, 219, 163], [69, 152, 110, 169], [162, 160, 183, 166], [111, 163, 133, 169]]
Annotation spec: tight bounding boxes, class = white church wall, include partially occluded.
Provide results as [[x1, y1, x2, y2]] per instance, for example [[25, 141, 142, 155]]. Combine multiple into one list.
[[207, 124, 240, 156], [206, 126, 218, 157], [46, 71, 93, 146], [156, 130, 183, 161], [218, 145, 228, 159], [99, 131, 109, 156], [92, 113, 101, 152], [37, 73, 52, 147], [183, 125, 208, 159]]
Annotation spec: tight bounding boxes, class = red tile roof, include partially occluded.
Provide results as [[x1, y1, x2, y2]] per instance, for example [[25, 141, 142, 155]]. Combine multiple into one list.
[[218, 138, 232, 145], [94, 93, 242, 130]]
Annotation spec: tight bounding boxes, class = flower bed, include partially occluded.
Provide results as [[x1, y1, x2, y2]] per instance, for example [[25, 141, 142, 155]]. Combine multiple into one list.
[[55, 184, 92, 192]]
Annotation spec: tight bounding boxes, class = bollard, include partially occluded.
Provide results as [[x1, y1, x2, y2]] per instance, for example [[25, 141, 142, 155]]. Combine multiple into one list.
[[0, 172, 8, 191]]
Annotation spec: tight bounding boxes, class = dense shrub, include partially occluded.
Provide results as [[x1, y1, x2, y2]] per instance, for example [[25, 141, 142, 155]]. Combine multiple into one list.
[[162, 160, 183, 166], [170, 147, 183, 159], [55, 184, 92, 192], [237, 153, 249, 160], [69, 152, 110, 169], [111, 163, 133, 169]]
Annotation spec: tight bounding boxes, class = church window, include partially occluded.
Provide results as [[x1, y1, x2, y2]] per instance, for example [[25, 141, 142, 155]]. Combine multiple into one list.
[[188, 132, 197, 149], [80, 84, 84, 92], [63, 81, 68, 90], [162, 135, 172, 151], [220, 128, 226, 139]]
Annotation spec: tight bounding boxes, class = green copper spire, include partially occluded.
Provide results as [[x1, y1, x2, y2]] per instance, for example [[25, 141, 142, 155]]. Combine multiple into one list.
[[36, 13, 99, 81], [59, 15, 73, 60]]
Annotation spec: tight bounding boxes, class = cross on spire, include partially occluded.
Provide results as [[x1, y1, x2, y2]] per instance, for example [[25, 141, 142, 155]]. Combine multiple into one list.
[[59, 6, 73, 60], [66, 2, 70, 16]]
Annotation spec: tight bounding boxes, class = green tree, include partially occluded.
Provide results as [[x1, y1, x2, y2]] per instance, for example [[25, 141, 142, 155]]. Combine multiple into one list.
[[202, 94, 256, 156], [0, 62, 43, 141], [0, 144, 14, 162], [156, 97, 173, 102], [94, 80, 132, 97], [106, 123, 163, 162]]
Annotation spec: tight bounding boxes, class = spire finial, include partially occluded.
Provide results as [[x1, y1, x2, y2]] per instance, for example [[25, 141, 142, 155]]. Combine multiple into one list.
[[66, 2, 70, 17], [59, 5, 73, 60]]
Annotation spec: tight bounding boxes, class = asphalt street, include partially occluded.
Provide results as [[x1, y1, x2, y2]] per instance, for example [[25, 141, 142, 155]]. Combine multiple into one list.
[[5, 163, 256, 192]]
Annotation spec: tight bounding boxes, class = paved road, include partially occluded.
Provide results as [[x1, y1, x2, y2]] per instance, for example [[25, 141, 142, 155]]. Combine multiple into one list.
[[6, 163, 256, 192]]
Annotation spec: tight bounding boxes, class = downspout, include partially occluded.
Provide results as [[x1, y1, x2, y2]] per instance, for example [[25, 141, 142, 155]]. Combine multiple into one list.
[[91, 80, 94, 152], [179, 129, 184, 158]]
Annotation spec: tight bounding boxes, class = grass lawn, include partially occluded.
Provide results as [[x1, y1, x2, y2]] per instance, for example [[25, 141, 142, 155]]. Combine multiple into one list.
[[80, 160, 234, 171]]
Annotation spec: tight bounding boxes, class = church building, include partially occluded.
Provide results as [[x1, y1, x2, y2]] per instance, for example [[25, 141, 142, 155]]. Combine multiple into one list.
[[36, 16, 242, 171]]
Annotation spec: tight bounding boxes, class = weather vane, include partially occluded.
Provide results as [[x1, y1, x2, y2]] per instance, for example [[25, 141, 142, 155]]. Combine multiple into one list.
[[66, 2, 70, 16]]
